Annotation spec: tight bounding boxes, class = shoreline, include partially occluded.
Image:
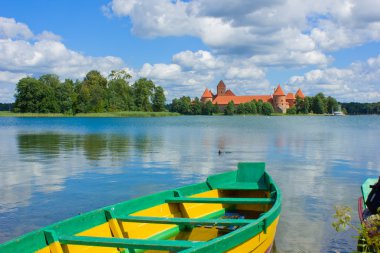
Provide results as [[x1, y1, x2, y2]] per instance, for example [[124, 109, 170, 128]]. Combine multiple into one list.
[[0, 111, 181, 118]]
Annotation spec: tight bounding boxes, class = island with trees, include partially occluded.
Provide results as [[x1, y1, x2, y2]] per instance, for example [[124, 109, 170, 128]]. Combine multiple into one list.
[[3, 70, 176, 117]]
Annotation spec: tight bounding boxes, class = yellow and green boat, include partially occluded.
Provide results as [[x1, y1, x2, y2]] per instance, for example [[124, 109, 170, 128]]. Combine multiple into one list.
[[0, 162, 281, 253]]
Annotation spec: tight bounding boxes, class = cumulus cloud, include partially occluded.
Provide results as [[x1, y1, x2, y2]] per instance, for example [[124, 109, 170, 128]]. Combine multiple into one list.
[[134, 50, 271, 100], [0, 17, 33, 39], [104, 0, 380, 65], [0, 17, 125, 102], [289, 54, 380, 102]]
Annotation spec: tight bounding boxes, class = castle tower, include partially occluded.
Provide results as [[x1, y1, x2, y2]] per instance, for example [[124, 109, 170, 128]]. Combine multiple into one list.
[[295, 88, 305, 99], [273, 84, 287, 113], [200, 88, 213, 102], [217, 80, 226, 96]]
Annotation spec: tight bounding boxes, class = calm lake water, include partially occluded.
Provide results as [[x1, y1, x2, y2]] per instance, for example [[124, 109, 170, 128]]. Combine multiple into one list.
[[0, 116, 379, 252]]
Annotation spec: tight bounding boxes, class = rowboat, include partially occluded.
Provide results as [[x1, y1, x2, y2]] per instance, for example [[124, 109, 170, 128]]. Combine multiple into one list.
[[358, 178, 378, 223], [357, 178, 380, 253], [0, 162, 281, 253]]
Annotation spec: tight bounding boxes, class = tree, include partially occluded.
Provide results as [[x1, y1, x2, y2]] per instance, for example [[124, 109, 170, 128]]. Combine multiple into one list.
[[14, 77, 45, 113], [326, 96, 339, 113], [262, 102, 274, 115], [152, 86, 166, 112], [107, 78, 133, 111], [236, 103, 246, 114], [256, 100, 263, 114], [224, 101, 235, 115], [201, 100, 213, 115], [108, 69, 132, 81], [191, 97, 202, 115], [107, 70, 133, 112], [247, 101, 257, 114], [57, 79, 75, 114], [286, 107, 297, 114], [213, 103, 220, 114], [132, 78, 155, 111], [312, 94, 326, 114]]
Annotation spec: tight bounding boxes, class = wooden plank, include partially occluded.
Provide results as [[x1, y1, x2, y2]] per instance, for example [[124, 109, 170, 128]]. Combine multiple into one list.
[[165, 197, 274, 204], [119, 216, 256, 226], [58, 235, 200, 251]]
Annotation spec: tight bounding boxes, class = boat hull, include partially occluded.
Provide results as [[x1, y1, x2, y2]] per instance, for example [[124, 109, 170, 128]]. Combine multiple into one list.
[[0, 162, 281, 253]]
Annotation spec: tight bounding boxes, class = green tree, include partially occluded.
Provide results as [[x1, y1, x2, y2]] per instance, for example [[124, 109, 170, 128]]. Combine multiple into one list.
[[256, 100, 263, 114], [38, 74, 60, 113], [201, 100, 213, 115], [262, 102, 274, 115], [326, 96, 339, 113], [304, 97, 311, 113], [108, 69, 132, 81], [107, 78, 133, 111], [152, 86, 166, 112], [132, 78, 155, 111], [224, 101, 235, 115], [191, 97, 202, 115], [213, 103, 220, 114], [247, 101, 257, 114], [286, 107, 297, 114], [312, 94, 326, 114], [236, 103, 246, 114], [14, 77, 45, 113], [57, 79, 76, 114], [107, 70, 133, 111]]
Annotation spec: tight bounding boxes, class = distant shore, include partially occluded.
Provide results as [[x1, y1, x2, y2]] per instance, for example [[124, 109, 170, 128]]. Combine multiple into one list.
[[0, 111, 181, 118]]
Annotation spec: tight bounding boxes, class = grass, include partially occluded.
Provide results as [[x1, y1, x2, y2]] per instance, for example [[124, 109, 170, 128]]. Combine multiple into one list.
[[0, 111, 181, 118]]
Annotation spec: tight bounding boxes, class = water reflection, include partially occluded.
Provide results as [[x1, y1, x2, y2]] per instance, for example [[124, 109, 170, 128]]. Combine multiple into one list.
[[0, 116, 379, 252]]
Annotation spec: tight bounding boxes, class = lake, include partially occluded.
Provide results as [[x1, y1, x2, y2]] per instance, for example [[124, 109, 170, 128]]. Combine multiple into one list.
[[0, 116, 379, 252]]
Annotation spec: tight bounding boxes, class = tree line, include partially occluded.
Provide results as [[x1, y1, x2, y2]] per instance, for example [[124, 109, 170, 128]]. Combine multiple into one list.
[[169, 92, 342, 115], [13, 70, 166, 114], [341, 102, 380, 115], [169, 97, 275, 115], [289, 93, 339, 114]]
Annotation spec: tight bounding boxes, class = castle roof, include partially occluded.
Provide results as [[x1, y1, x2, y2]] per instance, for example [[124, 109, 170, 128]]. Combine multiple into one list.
[[225, 89, 235, 96], [201, 88, 213, 98], [295, 88, 305, 99], [286, 92, 295, 100], [273, 85, 285, 96], [213, 95, 272, 105], [217, 80, 226, 88]]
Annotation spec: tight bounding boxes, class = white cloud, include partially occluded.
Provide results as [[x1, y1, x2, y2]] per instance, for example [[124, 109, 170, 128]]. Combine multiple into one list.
[[0, 17, 125, 102], [289, 54, 380, 102], [0, 17, 33, 39], [104, 0, 380, 66], [172, 50, 223, 70]]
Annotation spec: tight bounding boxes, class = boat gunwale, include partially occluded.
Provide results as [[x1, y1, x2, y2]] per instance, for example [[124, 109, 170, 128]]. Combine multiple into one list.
[[0, 162, 282, 253]]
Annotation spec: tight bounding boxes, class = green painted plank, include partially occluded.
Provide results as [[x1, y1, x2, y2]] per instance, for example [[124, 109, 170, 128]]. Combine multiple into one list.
[[165, 197, 274, 204], [216, 182, 260, 190], [119, 216, 256, 226], [58, 235, 201, 250]]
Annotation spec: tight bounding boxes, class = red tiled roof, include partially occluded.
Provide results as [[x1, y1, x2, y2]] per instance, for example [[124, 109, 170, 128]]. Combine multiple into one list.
[[273, 85, 285, 96], [225, 89, 235, 96], [295, 88, 305, 98], [213, 95, 272, 105], [201, 88, 213, 98], [217, 80, 226, 88], [286, 93, 295, 100]]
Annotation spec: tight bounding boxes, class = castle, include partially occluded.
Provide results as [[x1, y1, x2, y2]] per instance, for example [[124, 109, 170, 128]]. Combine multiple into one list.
[[200, 80, 305, 113]]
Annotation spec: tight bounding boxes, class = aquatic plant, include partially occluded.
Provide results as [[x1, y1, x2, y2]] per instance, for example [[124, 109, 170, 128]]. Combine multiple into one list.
[[332, 205, 380, 252]]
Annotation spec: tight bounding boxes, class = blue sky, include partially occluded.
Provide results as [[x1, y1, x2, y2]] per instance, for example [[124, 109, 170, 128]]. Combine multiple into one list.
[[1, 0, 380, 102]]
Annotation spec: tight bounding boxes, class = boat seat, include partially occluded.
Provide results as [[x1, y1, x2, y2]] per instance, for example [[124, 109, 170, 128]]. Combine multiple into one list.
[[118, 216, 256, 226], [165, 197, 274, 205]]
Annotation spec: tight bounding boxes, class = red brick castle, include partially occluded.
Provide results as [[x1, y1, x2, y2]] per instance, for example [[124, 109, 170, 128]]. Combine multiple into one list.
[[200, 80, 305, 113]]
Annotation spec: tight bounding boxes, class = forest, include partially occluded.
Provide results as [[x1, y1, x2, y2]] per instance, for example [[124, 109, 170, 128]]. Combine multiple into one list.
[[12, 70, 166, 114]]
